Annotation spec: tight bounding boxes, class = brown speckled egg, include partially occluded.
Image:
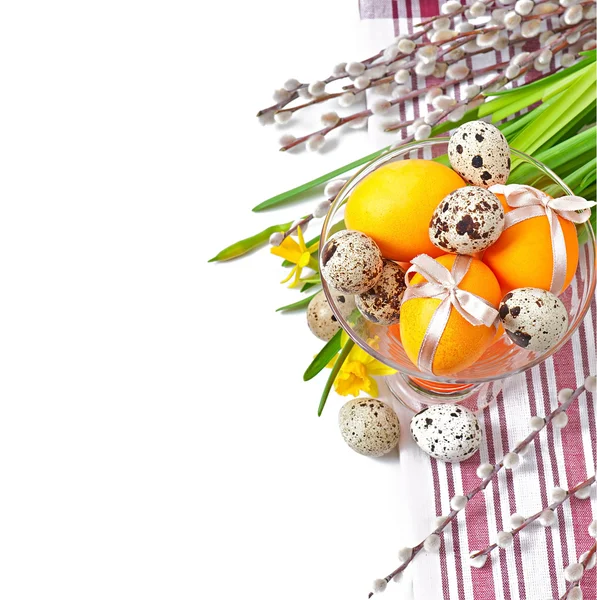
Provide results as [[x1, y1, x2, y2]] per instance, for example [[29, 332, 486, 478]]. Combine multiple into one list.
[[429, 187, 505, 254], [306, 290, 356, 341], [321, 230, 383, 294], [448, 121, 510, 188], [356, 259, 407, 325], [339, 398, 400, 457], [499, 287, 568, 353], [410, 404, 481, 462]]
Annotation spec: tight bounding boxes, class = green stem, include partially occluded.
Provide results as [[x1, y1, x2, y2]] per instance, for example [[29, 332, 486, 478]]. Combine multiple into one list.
[[252, 149, 388, 212], [317, 339, 355, 416]]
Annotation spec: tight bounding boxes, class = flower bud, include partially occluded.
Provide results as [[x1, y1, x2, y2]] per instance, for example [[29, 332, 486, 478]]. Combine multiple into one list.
[[564, 4, 583, 23], [504, 10, 522, 28], [414, 124, 432, 141], [313, 201, 331, 219], [346, 61, 365, 76], [497, 531, 514, 547], [425, 87, 443, 104], [563, 563, 584, 582], [433, 16, 452, 30], [306, 134, 326, 152], [424, 109, 444, 126], [446, 63, 470, 80], [371, 100, 391, 115], [515, 0, 534, 14], [448, 105, 467, 122], [432, 94, 457, 110], [324, 179, 346, 198], [354, 75, 370, 90], [383, 44, 400, 63], [470, 1, 487, 16], [521, 19, 541, 37], [433, 62, 448, 78], [441, 0, 461, 14], [394, 69, 410, 84], [415, 61, 436, 76], [308, 81, 326, 96], [274, 110, 292, 124], [321, 111, 340, 126], [539, 509, 556, 527], [397, 38, 416, 54], [338, 92, 356, 107], [533, 1, 559, 13]]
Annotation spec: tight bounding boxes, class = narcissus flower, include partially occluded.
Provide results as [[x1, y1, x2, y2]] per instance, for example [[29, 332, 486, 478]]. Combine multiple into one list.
[[329, 333, 397, 397], [270, 226, 319, 287]]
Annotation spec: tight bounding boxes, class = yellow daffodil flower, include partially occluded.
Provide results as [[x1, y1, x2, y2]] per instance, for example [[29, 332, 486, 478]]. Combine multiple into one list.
[[270, 226, 319, 288], [329, 333, 397, 397]]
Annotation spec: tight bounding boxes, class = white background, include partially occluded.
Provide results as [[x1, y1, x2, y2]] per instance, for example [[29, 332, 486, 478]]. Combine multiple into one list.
[[0, 2, 413, 600]]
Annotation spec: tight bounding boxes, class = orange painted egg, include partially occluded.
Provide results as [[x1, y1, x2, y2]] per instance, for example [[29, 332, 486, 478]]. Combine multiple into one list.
[[399, 254, 502, 376], [482, 194, 578, 295]]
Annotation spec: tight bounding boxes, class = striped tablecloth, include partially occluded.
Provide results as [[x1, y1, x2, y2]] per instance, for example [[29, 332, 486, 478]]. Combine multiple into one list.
[[357, 1, 597, 598]]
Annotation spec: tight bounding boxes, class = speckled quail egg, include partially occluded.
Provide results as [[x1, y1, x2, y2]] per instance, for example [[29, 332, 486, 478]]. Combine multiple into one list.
[[307, 289, 356, 341], [410, 404, 481, 462], [499, 287, 568, 353], [356, 259, 407, 325], [339, 398, 400, 457], [321, 230, 383, 294], [448, 121, 510, 188], [429, 187, 505, 254]]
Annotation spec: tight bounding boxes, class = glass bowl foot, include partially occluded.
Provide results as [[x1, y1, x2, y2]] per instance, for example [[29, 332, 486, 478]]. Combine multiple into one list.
[[386, 373, 503, 414]]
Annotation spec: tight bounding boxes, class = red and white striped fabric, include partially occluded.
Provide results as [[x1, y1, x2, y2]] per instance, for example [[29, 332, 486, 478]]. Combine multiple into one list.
[[357, 1, 597, 598]]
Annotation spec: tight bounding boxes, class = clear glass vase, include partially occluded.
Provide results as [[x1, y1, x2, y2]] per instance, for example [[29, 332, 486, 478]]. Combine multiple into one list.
[[320, 138, 596, 412]]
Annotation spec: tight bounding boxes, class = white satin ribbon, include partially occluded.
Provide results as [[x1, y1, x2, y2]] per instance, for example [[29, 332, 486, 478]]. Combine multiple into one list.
[[489, 184, 595, 295], [402, 254, 499, 375]]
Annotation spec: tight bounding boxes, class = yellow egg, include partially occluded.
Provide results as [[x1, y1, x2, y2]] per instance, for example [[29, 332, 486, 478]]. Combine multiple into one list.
[[345, 159, 466, 262]]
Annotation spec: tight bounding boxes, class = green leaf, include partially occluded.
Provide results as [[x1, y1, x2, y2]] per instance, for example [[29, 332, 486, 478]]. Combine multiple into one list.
[[537, 101, 596, 152], [498, 94, 561, 139], [317, 338, 355, 416], [510, 66, 597, 155], [208, 220, 293, 262], [275, 292, 318, 313], [484, 51, 595, 97], [252, 149, 389, 212], [304, 329, 342, 382], [508, 126, 596, 185], [565, 158, 597, 191], [300, 281, 319, 293]]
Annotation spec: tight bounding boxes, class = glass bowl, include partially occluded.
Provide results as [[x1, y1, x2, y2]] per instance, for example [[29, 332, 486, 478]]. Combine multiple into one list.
[[320, 138, 596, 412]]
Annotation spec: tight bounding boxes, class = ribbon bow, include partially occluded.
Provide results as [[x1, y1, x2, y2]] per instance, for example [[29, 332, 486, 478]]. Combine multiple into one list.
[[489, 184, 595, 295], [402, 254, 499, 375]]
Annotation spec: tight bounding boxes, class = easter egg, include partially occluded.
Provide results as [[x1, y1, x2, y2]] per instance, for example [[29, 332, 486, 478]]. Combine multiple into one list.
[[429, 187, 505, 255], [356, 259, 407, 325], [307, 290, 356, 341], [320, 230, 383, 294], [483, 194, 579, 295], [410, 404, 481, 462], [448, 121, 510, 188], [338, 398, 400, 457], [345, 159, 465, 262], [499, 287, 568, 353], [400, 254, 501, 376]]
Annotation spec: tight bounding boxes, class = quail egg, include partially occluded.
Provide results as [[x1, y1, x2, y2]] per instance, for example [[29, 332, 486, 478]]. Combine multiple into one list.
[[410, 404, 482, 462], [307, 289, 356, 341], [499, 287, 568, 353], [339, 398, 400, 457], [356, 259, 407, 325], [321, 230, 383, 294], [448, 121, 510, 188], [429, 186, 505, 254]]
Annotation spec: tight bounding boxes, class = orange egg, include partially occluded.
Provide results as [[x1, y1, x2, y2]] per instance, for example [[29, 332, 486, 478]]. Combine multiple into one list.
[[345, 159, 465, 262], [483, 194, 578, 295], [400, 255, 502, 376]]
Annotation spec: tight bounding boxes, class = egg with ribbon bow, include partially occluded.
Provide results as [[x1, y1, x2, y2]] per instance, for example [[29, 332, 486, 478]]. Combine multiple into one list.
[[399, 254, 501, 376], [483, 184, 595, 296]]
